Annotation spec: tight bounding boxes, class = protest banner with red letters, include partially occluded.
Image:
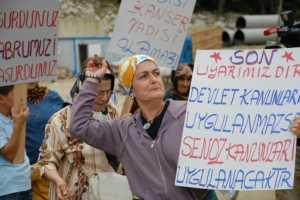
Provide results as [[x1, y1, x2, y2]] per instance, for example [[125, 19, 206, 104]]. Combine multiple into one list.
[[108, 0, 196, 69], [0, 0, 59, 86], [176, 48, 300, 190]]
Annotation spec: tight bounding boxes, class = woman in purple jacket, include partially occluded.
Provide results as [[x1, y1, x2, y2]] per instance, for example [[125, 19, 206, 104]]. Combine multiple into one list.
[[70, 55, 216, 199]]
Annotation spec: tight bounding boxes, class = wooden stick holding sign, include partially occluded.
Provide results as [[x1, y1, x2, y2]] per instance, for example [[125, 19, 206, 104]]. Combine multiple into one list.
[[12, 83, 27, 164]]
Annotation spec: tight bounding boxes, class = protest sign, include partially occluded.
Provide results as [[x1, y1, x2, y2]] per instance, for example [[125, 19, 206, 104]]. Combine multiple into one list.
[[0, 0, 59, 163], [176, 48, 300, 190], [0, 0, 59, 86], [107, 0, 196, 69]]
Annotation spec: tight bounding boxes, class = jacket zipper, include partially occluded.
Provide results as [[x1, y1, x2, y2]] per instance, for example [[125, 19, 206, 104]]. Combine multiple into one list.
[[151, 140, 168, 198]]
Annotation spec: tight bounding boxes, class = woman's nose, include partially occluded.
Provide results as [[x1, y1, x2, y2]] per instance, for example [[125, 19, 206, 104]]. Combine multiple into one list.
[[103, 93, 111, 100], [149, 73, 158, 82], [183, 80, 190, 87], [99, 91, 112, 100]]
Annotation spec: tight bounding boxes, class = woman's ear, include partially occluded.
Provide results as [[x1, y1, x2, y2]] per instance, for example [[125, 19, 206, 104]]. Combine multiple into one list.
[[132, 84, 138, 96]]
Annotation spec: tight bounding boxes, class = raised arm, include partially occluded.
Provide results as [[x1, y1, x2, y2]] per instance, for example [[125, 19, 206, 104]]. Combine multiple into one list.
[[70, 80, 124, 157]]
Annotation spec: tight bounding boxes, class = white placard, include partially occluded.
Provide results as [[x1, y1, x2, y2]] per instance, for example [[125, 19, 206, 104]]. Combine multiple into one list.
[[176, 48, 300, 190], [0, 0, 60, 86], [108, 0, 196, 69]]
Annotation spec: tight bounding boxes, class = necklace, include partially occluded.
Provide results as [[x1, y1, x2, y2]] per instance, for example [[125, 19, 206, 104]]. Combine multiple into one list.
[[142, 103, 165, 130], [143, 121, 152, 130]]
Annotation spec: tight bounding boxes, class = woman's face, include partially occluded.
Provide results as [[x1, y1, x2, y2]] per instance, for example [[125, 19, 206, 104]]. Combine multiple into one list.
[[132, 60, 165, 102], [176, 65, 192, 95], [94, 79, 112, 111]]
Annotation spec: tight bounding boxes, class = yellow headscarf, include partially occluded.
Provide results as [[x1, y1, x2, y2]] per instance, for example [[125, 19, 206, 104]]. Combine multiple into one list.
[[118, 54, 155, 89]]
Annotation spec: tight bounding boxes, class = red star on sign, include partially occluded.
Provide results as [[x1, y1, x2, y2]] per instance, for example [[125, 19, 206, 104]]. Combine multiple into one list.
[[210, 52, 222, 63], [282, 51, 294, 62]]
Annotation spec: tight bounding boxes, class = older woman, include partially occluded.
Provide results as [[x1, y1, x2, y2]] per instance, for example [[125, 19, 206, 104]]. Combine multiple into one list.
[[70, 55, 216, 199], [164, 63, 193, 101], [38, 56, 118, 200]]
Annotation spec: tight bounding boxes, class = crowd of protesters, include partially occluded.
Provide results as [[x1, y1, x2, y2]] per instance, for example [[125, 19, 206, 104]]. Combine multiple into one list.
[[1, 46, 300, 200]]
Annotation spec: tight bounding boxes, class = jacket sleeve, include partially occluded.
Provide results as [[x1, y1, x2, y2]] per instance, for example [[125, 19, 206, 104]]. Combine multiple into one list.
[[70, 80, 124, 157]]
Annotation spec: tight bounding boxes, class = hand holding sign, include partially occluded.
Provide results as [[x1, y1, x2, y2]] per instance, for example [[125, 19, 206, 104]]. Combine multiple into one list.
[[11, 103, 29, 124]]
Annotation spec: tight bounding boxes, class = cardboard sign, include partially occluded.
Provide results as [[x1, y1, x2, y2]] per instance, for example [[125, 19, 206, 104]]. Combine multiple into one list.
[[176, 48, 300, 190], [0, 0, 59, 86], [108, 0, 196, 69]]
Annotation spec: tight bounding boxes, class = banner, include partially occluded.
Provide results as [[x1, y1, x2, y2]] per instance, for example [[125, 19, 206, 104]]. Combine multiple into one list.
[[0, 0, 59, 86], [108, 0, 196, 68], [176, 48, 300, 190]]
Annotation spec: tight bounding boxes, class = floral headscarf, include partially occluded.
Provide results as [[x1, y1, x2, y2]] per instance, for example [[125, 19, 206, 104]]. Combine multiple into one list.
[[118, 54, 155, 89]]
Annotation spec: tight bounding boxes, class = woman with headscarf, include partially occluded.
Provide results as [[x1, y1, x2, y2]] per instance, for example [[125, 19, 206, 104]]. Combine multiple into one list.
[[164, 63, 193, 101], [70, 54, 217, 199], [38, 56, 120, 200]]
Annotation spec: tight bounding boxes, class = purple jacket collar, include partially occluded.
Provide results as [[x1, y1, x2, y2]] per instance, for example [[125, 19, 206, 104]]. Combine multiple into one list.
[[132, 100, 187, 134]]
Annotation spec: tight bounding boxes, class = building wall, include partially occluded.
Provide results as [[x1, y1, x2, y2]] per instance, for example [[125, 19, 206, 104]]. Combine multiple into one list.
[[58, 17, 104, 37], [57, 37, 111, 75]]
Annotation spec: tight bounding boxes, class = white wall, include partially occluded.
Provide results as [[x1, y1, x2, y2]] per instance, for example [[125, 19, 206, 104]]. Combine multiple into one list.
[[57, 40, 74, 73]]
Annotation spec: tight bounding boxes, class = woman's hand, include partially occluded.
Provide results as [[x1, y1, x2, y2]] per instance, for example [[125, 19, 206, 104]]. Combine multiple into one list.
[[55, 178, 72, 200], [290, 116, 300, 137], [85, 58, 111, 78], [11, 104, 29, 124]]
